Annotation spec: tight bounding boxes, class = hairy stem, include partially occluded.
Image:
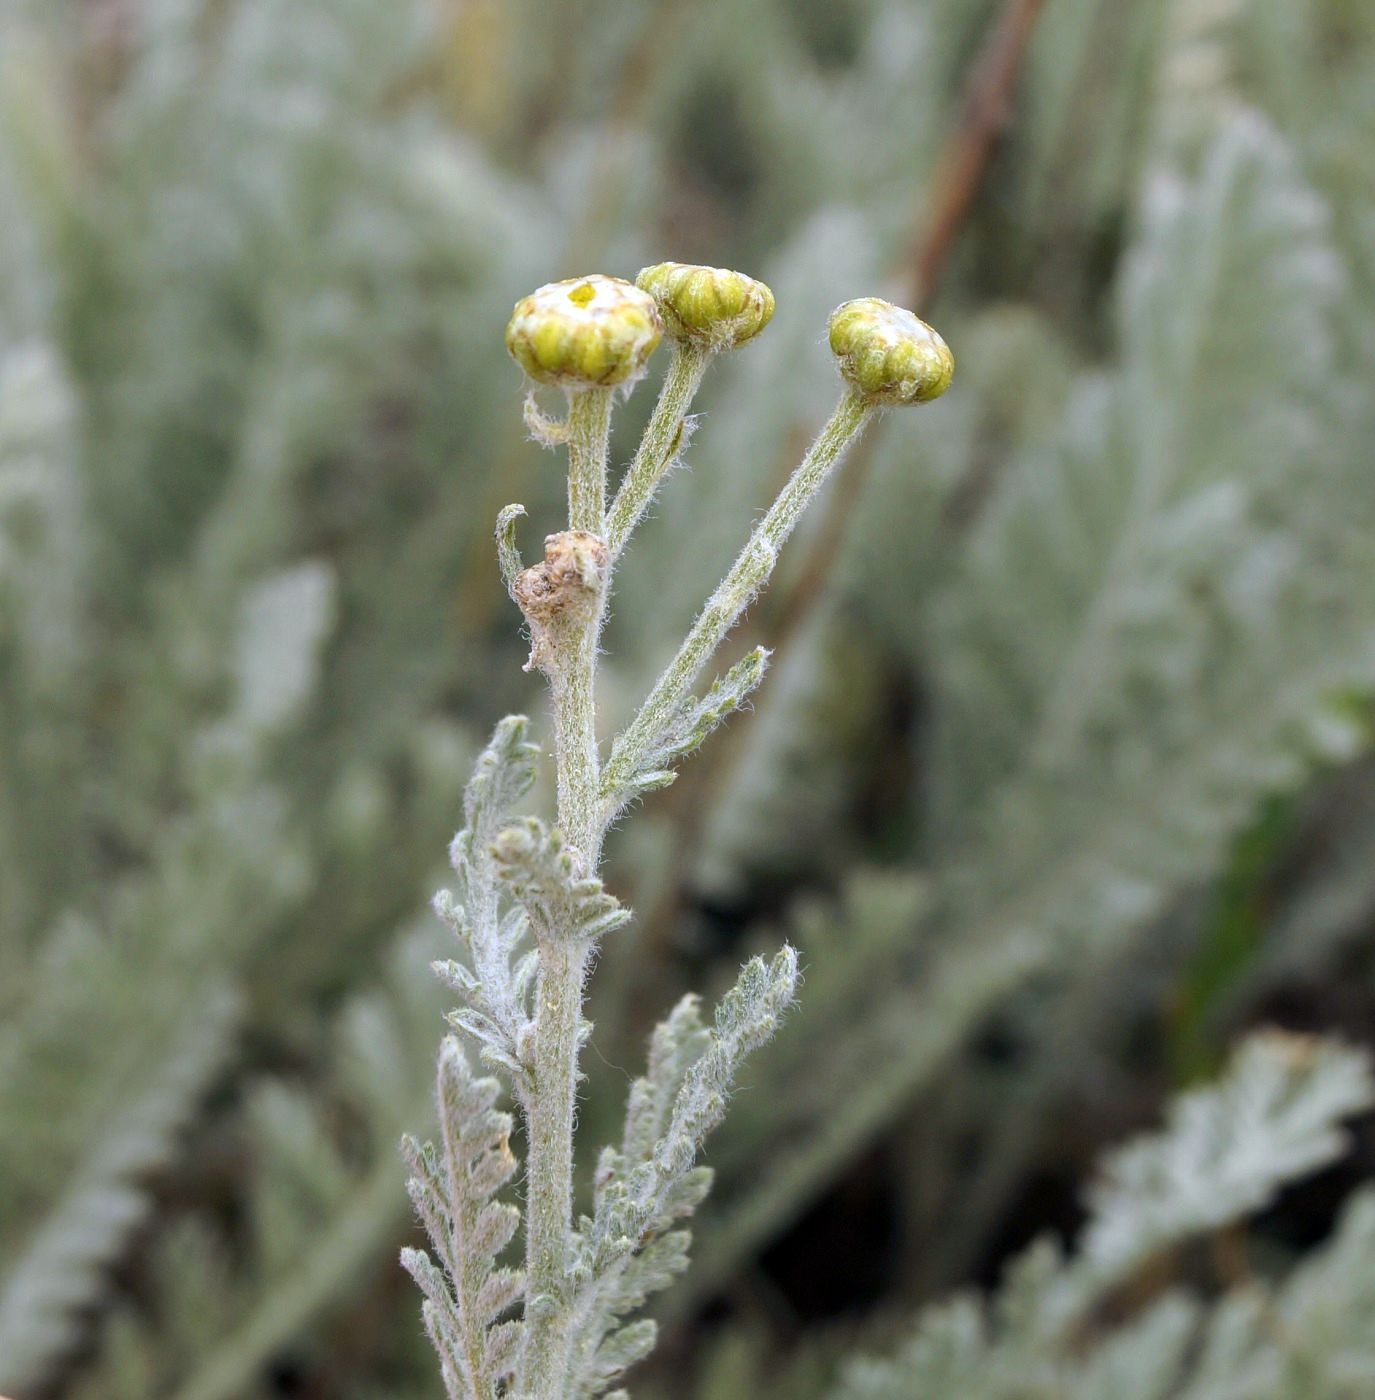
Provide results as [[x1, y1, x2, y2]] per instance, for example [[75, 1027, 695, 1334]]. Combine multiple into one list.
[[549, 621, 602, 870], [603, 389, 875, 801], [522, 387, 612, 1397], [522, 936, 589, 1399], [566, 387, 613, 533], [604, 342, 712, 558]]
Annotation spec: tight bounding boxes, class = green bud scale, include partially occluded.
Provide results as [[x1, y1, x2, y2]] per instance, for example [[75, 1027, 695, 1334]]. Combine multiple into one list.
[[827, 297, 954, 405], [636, 262, 775, 350]]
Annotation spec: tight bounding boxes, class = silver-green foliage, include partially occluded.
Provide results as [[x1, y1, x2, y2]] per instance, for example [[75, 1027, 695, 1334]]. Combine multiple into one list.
[[0, 0, 534, 1386], [406, 710, 801, 1398], [833, 1031, 1375, 1400], [684, 84, 1375, 1304], [402, 1042, 525, 1399], [66, 933, 448, 1400]]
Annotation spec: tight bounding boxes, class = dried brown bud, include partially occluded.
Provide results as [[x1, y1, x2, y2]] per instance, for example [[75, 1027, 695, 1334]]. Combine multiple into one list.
[[513, 530, 609, 670]]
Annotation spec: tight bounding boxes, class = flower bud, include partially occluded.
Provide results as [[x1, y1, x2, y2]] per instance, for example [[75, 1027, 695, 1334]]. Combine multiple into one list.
[[636, 262, 775, 350], [827, 298, 954, 405], [506, 276, 662, 388]]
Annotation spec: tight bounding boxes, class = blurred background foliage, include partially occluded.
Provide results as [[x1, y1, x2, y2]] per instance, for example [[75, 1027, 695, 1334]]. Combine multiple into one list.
[[1, 0, 1374, 1395]]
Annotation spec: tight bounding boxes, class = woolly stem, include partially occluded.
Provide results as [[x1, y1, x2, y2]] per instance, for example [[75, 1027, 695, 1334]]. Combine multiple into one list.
[[521, 935, 589, 1400], [566, 387, 613, 533], [602, 389, 875, 803], [604, 342, 712, 558], [522, 387, 612, 1397], [548, 620, 602, 871]]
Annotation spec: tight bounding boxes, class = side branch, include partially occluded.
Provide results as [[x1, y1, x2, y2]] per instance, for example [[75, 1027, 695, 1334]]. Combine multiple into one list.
[[605, 342, 711, 558], [602, 390, 874, 804]]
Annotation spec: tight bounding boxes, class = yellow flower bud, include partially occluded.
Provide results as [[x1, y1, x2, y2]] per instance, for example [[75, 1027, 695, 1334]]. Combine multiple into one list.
[[635, 262, 775, 350], [827, 298, 954, 405], [506, 276, 662, 388]]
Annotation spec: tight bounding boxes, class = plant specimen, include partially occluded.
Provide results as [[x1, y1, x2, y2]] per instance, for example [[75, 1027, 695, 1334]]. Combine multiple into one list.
[[401, 267, 953, 1399], [5, 6, 1375, 1399]]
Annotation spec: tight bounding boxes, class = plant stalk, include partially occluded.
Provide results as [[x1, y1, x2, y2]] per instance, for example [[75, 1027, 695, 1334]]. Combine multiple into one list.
[[566, 387, 613, 534], [604, 342, 712, 558], [603, 389, 875, 800], [522, 386, 613, 1398], [522, 934, 588, 1399]]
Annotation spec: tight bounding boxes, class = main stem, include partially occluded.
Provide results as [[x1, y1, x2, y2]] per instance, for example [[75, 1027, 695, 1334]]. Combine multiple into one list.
[[523, 930, 586, 1398], [524, 386, 612, 1398]]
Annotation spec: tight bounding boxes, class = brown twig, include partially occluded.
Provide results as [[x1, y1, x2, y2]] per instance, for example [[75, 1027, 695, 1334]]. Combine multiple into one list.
[[906, 0, 1049, 307]]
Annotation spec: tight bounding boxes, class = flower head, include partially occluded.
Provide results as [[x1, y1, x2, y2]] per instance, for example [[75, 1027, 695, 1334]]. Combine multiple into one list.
[[506, 276, 662, 389], [827, 298, 954, 405], [636, 263, 775, 350]]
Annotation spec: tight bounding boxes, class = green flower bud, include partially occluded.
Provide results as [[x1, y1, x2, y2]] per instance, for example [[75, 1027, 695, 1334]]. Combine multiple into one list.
[[506, 276, 662, 388], [827, 298, 954, 405], [635, 262, 775, 350]]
